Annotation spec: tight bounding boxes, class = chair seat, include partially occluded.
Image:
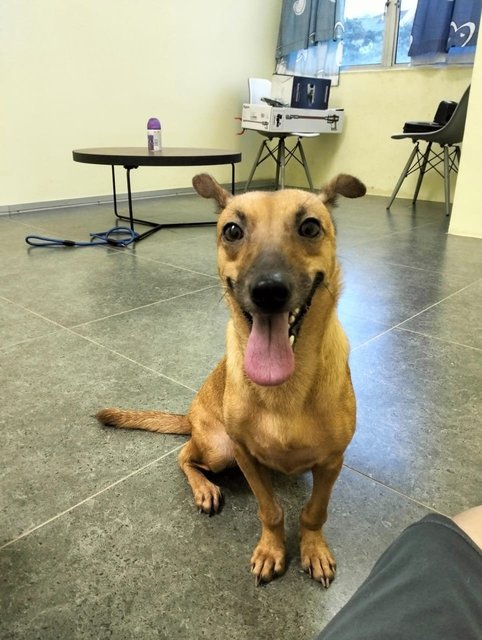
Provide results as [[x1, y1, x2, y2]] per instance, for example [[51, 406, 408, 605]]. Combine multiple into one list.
[[402, 121, 443, 135], [257, 131, 320, 139]]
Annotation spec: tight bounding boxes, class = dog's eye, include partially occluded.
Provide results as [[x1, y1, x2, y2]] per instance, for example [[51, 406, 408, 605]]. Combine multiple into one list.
[[222, 222, 244, 242], [298, 218, 322, 239]]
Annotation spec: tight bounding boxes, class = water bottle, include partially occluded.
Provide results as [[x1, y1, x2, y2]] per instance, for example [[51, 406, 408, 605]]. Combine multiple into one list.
[[147, 118, 162, 151]]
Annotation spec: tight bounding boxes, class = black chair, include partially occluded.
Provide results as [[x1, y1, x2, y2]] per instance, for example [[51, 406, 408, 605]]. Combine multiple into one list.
[[387, 86, 470, 216], [244, 78, 318, 191]]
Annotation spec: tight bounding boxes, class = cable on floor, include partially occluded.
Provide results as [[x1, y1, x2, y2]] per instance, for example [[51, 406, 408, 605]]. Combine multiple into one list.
[[25, 226, 139, 248]]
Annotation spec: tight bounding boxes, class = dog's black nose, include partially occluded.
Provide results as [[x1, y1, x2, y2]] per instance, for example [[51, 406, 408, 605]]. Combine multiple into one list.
[[250, 273, 291, 313]]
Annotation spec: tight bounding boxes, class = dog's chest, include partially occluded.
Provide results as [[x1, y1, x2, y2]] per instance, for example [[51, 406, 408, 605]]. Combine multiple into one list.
[[229, 410, 332, 475], [255, 442, 321, 475]]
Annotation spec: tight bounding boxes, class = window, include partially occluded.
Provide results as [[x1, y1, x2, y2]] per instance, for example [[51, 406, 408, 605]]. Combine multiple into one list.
[[342, 0, 418, 68]]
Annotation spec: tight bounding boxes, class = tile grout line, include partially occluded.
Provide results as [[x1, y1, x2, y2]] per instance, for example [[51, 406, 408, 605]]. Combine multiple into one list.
[[0, 294, 63, 329], [107, 245, 219, 280], [397, 326, 482, 353], [338, 222, 482, 281], [0, 298, 64, 353], [69, 283, 221, 328], [338, 218, 445, 251], [0, 329, 61, 353], [144, 259, 218, 281], [0, 293, 200, 393], [0, 443, 185, 552], [1, 455, 447, 552], [0, 283, 220, 333], [342, 463, 450, 518], [351, 280, 478, 352], [66, 327, 199, 393], [393, 279, 480, 327], [339, 253, 463, 279], [346, 255, 480, 281]]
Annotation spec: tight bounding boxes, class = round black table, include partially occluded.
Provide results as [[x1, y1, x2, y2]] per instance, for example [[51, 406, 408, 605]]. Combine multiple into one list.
[[72, 147, 242, 241]]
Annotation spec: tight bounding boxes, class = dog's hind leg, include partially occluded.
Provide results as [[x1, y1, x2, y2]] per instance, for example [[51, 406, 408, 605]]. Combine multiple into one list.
[[97, 406, 233, 514], [176, 357, 235, 514], [178, 434, 234, 515]]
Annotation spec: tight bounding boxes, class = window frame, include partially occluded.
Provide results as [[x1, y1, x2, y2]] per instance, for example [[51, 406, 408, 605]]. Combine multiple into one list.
[[341, 0, 408, 71]]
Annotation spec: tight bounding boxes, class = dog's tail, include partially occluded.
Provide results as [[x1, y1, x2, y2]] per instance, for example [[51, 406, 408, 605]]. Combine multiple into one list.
[[96, 408, 191, 434]]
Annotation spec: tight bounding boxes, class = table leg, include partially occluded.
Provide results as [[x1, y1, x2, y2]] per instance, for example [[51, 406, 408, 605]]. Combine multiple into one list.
[[125, 166, 136, 232], [111, 165, 118, 217], [277, 138, 286, 190], [112, 164, 219, 242]]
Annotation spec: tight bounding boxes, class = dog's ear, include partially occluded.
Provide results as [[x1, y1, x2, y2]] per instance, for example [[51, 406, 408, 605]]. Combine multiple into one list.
[[192, 174, 232, 209], [320, 174, 366, 206]]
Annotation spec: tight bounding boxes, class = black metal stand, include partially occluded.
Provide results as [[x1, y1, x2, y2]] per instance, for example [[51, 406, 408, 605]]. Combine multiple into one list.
[[386, 141, 460, 217], [111, 163, 237, 242], [245, 135, 314, 192]]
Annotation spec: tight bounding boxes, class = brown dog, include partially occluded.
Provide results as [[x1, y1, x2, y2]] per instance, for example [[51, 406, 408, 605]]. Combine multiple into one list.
[[97, 173, 366, 586]]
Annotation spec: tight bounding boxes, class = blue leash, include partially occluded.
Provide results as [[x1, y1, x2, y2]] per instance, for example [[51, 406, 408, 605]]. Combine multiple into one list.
[[25, 226, 139, 248]]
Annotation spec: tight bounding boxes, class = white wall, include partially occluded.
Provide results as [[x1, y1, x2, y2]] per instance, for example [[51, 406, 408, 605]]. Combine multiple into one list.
[[0, 0, 479, 230], [449, 39, 482, 238], [0, 0, 281, 208]]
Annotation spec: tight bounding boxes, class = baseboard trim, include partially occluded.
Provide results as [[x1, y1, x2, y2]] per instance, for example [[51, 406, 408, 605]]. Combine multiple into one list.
[[1, 180, 273, 216]]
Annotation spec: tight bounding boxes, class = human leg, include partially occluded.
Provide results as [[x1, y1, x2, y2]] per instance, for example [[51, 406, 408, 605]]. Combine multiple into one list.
[[316, 509, 482, 640]]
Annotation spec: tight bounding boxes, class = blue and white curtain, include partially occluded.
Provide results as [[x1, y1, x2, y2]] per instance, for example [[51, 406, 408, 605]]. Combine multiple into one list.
[[409, 0, 481, 65], [275, 0, 345, 86]]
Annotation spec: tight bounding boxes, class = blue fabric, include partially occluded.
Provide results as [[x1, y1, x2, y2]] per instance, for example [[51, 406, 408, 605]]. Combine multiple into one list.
[[276, 38, 343, 84], [408, 0, 454, 57], [409, 0, 481, 61], [447, 0, 481, 62], [276, 0, 338, 59], [275, 0, 344, 84], [447, 0, 481, 49]]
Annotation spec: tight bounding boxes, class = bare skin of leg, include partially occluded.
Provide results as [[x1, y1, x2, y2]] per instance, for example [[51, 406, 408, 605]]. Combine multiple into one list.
[[452, 505, 482, 551], [234, 444, 286, 585], [299, 458, 343, 587]]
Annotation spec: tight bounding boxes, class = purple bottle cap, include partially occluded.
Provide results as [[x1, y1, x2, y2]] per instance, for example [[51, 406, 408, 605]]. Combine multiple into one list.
[[147, 117, 161, 129]]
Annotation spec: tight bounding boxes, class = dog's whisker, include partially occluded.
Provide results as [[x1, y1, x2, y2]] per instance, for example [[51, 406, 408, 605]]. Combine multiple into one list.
[[321, 281, 336, 301], [218, 290, 228, 305]]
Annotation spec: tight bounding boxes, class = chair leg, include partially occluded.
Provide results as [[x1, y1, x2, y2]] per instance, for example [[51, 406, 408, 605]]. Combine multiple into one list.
[[245, 139, 268, 192], [412, 142, 432, 205], [443, 145, 451, 217], [276, 138, 286, 190], [297, 139, 314, 191], [386, 142, 419, 209]]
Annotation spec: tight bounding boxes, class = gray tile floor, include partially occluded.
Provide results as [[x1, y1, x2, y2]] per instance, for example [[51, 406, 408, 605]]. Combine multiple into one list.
[[1, 190, 481, 640]]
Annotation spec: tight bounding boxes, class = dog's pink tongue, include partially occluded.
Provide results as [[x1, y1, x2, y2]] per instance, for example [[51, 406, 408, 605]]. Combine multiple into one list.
[[244, 312, 294, 386]]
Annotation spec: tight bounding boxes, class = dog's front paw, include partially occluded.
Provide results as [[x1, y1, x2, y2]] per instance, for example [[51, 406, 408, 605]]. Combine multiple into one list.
[[300, 530, 336, 588], [250, 539, 286, 585]]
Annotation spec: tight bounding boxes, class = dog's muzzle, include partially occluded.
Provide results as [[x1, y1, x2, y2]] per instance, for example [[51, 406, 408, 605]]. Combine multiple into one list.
[[228, 269, 325, 387]]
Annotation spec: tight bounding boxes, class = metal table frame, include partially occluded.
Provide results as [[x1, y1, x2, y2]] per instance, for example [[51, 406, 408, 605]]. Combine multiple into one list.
[[73, 147, 242, 242]]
